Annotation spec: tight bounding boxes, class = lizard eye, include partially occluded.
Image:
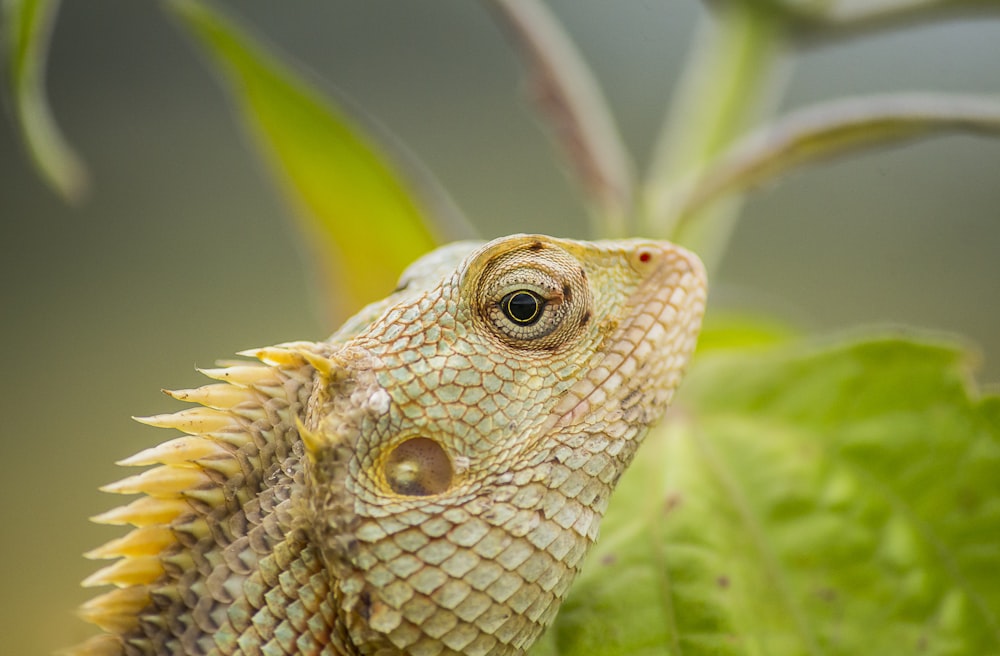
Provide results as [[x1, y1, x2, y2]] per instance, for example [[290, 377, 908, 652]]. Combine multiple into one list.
[[384, 438, 453, 496], [487, 282, 565, 343], [501, 290, 544, 325], [471, 240, 592, 350]]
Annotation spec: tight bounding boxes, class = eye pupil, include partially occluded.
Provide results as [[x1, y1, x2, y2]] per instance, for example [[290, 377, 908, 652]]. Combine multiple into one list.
[[502, 291, 542, 324]]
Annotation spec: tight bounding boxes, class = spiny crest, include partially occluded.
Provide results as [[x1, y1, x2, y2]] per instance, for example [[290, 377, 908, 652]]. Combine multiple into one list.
[[71, 343, 323, 655]]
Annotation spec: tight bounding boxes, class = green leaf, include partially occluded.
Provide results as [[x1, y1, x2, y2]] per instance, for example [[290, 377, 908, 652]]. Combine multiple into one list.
[[5, 0, 89, 202], [694, 311, 797, 353], [541, 332, 1000, 655], [168, 0, 441, 319]]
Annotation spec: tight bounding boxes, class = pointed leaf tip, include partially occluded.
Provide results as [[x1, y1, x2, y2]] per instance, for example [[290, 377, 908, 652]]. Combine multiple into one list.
[[6, 0, 90, 202]]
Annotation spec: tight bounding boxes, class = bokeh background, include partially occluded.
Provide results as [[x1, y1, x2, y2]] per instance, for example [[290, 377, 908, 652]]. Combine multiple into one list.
[[2, 2, 998, 653]]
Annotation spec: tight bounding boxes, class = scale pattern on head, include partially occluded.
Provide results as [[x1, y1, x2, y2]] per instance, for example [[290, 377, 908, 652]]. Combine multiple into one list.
[[74, 234, 706, 656]]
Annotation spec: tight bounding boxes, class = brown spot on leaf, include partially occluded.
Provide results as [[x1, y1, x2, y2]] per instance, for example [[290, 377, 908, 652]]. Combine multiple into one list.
[[816, 587, 837, 603], [664, 493, 683, 514]]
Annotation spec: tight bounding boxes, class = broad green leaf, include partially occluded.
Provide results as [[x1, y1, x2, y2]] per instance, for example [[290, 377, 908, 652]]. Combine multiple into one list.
[[168, 0, 440, 320], [694, 311, 797, 353], [5, 0, 88, 202], [540, 332, 1000, 655]]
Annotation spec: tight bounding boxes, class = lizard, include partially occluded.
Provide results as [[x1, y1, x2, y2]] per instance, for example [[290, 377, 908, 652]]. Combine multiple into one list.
[[73, 233, 706, 656]]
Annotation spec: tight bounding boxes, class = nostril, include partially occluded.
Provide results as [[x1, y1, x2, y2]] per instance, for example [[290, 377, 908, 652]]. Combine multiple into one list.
[[384, 437, 453, 496], [635, 246, 661, 266]]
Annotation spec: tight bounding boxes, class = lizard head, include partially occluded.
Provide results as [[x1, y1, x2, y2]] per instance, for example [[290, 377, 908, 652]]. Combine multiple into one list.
[[301, 234, 706, 654], [73, 234, 704, 656]]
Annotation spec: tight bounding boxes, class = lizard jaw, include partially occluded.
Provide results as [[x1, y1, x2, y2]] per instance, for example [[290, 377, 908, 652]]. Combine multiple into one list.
[[549, 240, 706, 437]]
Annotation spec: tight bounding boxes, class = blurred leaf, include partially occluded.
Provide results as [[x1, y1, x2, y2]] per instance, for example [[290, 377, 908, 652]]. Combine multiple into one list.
[[168, 0, 441, 320], [490, 0, 634, 237], [541, 332, 1000, 655], [707, 0, 999, 25], [669, 93, 1000, 229], [5, 0, 88, 202], [695, 311, 797, 353], [757, 0, 1000, 41]]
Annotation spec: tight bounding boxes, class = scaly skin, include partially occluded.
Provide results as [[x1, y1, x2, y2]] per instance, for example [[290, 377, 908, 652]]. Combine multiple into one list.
[[75, 234, 706, 656]]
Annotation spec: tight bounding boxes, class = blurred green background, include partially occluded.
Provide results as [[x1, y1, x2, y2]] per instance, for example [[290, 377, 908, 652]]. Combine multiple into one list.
[[1, 2, 998, 653]]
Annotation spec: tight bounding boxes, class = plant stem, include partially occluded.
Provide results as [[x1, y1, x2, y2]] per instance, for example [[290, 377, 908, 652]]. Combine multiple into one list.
[[489, 0, 634, 239], [642, 3, 788, 271]]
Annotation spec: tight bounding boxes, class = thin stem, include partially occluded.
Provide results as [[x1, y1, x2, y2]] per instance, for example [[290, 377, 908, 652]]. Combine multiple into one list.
[[671, 92, 1000, 224], [792, 0, 1000, 42], [490, 0, 635, 238], [642, 3, 788, 270]]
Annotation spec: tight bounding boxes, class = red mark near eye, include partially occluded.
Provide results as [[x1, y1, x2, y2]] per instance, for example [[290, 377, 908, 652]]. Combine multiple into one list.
[[638, 251, 652, 263]]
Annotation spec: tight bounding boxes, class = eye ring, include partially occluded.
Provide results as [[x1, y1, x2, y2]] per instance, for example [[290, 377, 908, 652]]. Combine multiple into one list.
[[501, 290, 544, 325]]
